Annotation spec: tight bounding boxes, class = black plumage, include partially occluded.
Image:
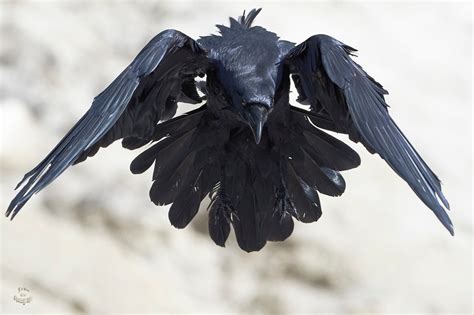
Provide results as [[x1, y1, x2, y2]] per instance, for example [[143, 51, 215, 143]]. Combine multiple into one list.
[[6, 9, 452, 252]]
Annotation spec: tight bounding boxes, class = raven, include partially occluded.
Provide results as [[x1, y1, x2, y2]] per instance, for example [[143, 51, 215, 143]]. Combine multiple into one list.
[[6, 9, 452, 252]]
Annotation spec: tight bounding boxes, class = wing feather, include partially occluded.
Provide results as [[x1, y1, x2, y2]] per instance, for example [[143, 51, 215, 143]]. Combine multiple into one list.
[[7, 29, 208, 219], [285, 34, 452, 234]]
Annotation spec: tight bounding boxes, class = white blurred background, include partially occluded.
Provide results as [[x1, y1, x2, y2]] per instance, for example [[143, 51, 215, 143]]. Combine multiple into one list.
[[0, 1, 472, 314]]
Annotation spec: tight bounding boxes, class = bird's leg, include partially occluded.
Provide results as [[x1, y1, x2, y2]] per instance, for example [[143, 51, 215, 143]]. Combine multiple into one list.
[[208, 172, 237, 225], [274, 183, 295, 223], [274, 156, 299, 221]]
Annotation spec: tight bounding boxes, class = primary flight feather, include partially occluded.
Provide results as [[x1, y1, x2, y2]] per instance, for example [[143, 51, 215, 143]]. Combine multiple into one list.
[[7, 9, 452, 252]]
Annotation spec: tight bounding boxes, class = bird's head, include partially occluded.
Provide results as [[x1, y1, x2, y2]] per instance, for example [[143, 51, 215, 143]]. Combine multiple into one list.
[[229, 77, 275, 144], [210, 50, 278, 144], [198, 9, 286, 144], [239, 98, 271, 145]]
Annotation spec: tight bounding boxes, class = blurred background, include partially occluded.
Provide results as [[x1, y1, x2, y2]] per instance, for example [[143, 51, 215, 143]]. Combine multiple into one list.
[[0, 1, 472, 314]]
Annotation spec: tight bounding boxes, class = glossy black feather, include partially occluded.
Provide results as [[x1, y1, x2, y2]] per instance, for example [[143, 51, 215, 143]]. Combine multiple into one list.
[[168, 165, 205, 229], [266, 209, 294, 242], [208, 193, 232, 247], [285, 34, 452, 235], [7, 9, 452, 251], [283, 157, 322, 223], [232, 184, 268, 252], [290, 149, 345, 196], [7, 29, 208, 219]]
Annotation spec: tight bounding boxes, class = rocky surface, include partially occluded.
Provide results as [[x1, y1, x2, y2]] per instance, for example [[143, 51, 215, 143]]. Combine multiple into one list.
[[1, 1, 472, 314]]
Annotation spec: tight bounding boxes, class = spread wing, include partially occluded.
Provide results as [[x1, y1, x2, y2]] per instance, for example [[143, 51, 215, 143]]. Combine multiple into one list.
[[284, 34, 453, 234], [7, 29, 209, 219]]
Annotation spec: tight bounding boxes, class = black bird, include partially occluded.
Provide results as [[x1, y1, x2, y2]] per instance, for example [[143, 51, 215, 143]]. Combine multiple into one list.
[[6, 9, 452, 252]]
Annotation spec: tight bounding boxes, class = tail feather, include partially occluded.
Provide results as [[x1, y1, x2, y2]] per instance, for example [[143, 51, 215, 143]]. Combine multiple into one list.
[[290, 148, 345, 196], [292, 110, 361, 171], [152, 131, 198, 181], [168, 166, 205, 228], [122, 137, 151, 150], [283, 157, 322, 223], [253, 175, 276, 242], [123, 105, 206, 151], [130, 136, 179, 174], [266, 209, 294, 242], [320, 167, 346, 193], [151, 105, 206, 141], [149, 150, 197, 206], [216, 152, 271, 252], [208, 193, 232, 247], [126, 107, 359, 251], [231, 184, 267, 252], [302, 130, 360, 171]]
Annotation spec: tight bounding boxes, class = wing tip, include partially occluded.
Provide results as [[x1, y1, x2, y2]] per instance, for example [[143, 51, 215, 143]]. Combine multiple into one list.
[[444, 221, 455, 236], [433, 204, 454, 236], [438, 191, 450, 211], [7, 183, 34, 220], [5, 201, 22, 221], [14, 173, 30, 190]]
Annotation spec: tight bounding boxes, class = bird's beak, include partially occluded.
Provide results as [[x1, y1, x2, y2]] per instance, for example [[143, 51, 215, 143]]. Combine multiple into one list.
[[246, 105, 268, 144]]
